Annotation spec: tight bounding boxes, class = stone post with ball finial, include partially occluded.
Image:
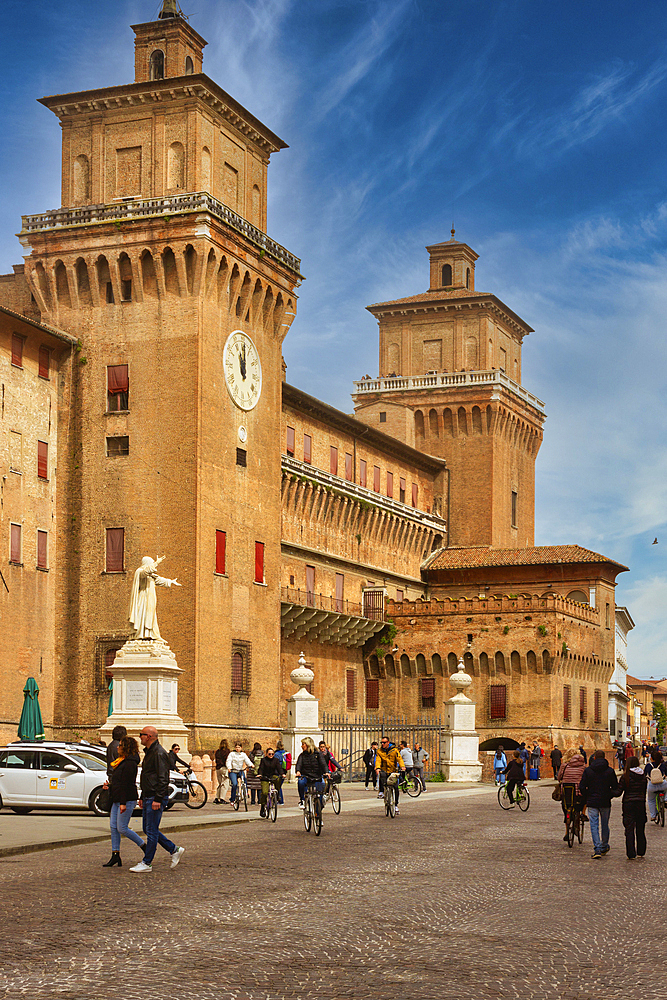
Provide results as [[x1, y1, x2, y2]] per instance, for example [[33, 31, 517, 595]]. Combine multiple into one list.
[[440, 655, 483, 782], [283, 652, 323, 776]]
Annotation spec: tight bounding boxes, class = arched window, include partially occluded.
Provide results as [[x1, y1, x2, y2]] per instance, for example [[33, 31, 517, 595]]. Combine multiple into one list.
[[400, 654, 411, 677], [414, 410, 425, 439], [251, 184, 261, 226], [185, 55, 194, 74], [201, 147, 211, 192], [149, 49, 165, 81], [441, 263, 452, 286], [566, 590, 589, 604]]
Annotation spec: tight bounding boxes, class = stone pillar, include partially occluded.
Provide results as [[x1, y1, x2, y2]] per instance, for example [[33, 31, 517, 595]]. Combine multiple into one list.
[[440, 656, 483, 782], [283, 652, 322, 770]]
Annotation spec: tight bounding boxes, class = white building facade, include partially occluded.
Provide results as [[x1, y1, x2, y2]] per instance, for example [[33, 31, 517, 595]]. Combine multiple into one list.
[[611, 607, 634, 740]]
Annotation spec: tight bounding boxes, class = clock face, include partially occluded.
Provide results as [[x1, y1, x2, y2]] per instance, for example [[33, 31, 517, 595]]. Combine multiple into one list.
[[223, 331, 262, 411]]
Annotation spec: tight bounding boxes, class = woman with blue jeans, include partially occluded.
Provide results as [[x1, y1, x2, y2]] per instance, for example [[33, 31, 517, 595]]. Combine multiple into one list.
[[226, 743, 254, 803], [644, 751, 667, 822], [295, 737, 327, 810], [102, 736, 145, 867], [493, 747, 507, 785]]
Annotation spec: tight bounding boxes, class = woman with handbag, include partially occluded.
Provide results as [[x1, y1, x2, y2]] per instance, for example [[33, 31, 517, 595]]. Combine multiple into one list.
[[102, 735, 146, 868], [618, 755, 648, 859]]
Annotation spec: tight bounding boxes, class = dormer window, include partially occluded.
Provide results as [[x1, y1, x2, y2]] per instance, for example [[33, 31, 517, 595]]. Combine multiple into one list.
[[442, 264, 452, 287], [149, 49, 165, 81], [185, 56, 194, 74]]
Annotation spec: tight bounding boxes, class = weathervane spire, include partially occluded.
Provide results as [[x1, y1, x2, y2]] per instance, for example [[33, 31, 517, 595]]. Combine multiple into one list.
[[159, 0, 181, 18]]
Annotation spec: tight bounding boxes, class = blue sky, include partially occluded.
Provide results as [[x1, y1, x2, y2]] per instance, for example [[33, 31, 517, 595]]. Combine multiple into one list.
[[2, 0, 667, 677]]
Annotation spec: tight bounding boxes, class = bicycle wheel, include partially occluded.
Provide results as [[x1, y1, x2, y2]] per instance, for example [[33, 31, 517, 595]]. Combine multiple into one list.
[[331, 785, 341, 815], [313, 796, 323, 836], [242, 784, 248, 812], [233, 792, 240, 811], [517, 787, 530, 812], [270, 790, 278, 823], [498, 785, 512, 810], [566, 812, 575, 847], [185, 781, 208, 809], [406, 775, 422, 798], [303, 796, 312, 832]]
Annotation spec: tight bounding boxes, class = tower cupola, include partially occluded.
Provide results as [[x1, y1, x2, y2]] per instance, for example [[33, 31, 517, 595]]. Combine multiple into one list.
[[426, 229, 479, 292], [132, 7, 206, 82]]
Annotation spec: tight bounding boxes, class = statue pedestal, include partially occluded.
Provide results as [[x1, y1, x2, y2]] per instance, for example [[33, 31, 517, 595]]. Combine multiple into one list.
[[440, 659, 482, 783], [99, 637, 189, 751], [282, 653, 322, 771]]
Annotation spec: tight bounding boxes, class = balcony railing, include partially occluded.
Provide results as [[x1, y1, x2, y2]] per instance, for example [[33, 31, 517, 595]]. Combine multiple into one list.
[[281, 587, 365, 617], [20, 192, 301, 275], [281, 587, 386, 647], [352, 369, 545, 414]]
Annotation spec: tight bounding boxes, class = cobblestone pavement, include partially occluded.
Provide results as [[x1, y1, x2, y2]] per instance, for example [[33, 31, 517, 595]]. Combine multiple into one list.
[[0, 784, 662, 1000]]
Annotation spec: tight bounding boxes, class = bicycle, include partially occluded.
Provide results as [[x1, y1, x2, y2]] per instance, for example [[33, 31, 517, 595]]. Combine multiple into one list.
[[183, 768, 208, 809], [498, 782, 530, 812], [261, 780, 279, 823], [561, 784, 583, 847], [303, 782, 322, 835], [322, 773, 341, 815], [382, 772, 400, 818], [398, 771, 422, 798], [655, 789, 665, 827], [232, 772, 248, 812]]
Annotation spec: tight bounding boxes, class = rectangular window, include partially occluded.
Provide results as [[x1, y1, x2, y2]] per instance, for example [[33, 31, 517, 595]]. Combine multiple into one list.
[[489, 685, 507, 719], [37, 530, 48, 570], [563, 685, 571, 722], [345, 453, 353, 481], [421, 678, 436, 709], [37, 440, 48, 480], [379, 411, 386, 423], [359, 459, 367, 488], [254, 541, 264, 584], [330, 446, 338, 475], [10, 523, 21, 564], [386, 471, 393, 498], [610, 719, 616, 736], [286, 426, 295, 456], [38, 346, 50, 380], [399, 477, 406, 503], [589, 587, 596, 608], [606, 603, 610, 628], [215, 530, 226, 575], [396, 589, 403, 602], [107, 364, 129, 411], [303, 433, 312, 465], [106, 436, 129, 456], [335, 572, 344, 612], [11, 333, 23, 368], [579, 687, 587, 723], [412, 483, 418, 507], [366, 678, 379, 711], [346, 669, 355, 709], [306, 565, 315, 607], [363, 588, 385, 621], [373, 466, 380, 492], [594, 689, 602, 724], [105, 527, 124, 573], [121, 279, 132, 302], [236, 448, 247, 467], [511, 490, 518, 528]]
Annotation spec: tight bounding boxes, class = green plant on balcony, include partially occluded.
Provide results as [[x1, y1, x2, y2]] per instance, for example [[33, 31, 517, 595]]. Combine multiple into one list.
[[374, 619, 398, 658]]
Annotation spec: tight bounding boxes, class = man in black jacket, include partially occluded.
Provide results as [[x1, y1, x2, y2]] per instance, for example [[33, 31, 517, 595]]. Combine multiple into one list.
[[363, 743, 378, 790], [579, 750, 619, 859], [550, 745, 562, 779], [130, 726, 184, 873]]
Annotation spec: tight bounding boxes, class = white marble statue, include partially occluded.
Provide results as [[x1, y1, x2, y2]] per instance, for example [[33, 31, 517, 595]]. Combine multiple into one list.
[[129, 556, 181, 640]]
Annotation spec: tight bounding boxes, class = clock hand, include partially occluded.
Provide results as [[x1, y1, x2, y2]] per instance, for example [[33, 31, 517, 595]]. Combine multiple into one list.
[[239, 344, 247, 379]]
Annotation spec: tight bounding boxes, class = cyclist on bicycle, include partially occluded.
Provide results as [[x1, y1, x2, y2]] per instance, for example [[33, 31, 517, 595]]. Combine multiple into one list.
[[318, 741, 342, 793], [257, 747, 283, 817], [557, 748, 588, 839], [295, 737, 327, 810], [644, 749, 667, 823], [502, 751, 526, 807], [226, 743, 254, 805], [375, 736, 405, 815]]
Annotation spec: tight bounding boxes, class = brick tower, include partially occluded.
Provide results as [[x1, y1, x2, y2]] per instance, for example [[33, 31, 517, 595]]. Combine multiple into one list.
[[352, 232, 545, 548], [18, 4, 301, 741]]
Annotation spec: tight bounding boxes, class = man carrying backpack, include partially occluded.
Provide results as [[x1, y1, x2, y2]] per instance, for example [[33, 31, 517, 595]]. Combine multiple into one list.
[[579, 750, 619, 859]]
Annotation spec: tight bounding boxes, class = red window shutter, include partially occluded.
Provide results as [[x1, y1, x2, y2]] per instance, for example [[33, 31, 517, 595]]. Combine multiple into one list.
[[231, 651, 244, 691], [37, 441, 48, 480], [345, 453, 353, 481], [303, 434, 312, 464], [594, 689, 601, 724], [105, 648, 119, 670], [106, 528, 124, 573], [254, 541, 264, 583], [215, 530, 226, 574], [10, 524, 21, 563], [286, 426, 295, 455], [386, 471, 393, 497], [359, 460, 367, 487], [346, 669, 355, 709], [421, 678, 436, 709], [412, 483, 418, 507], [335, 572, 344, 612], [107, 365, 129, 394], [11, 334, 23, 367], [489, 685, 507, 719], [37, 530, 47, 569], [366, 678, 379, 711], [373, 466, 380, 492], [39, 346, 50, 379], [330, 446, 338, 475], [563, 686, 571, 721]]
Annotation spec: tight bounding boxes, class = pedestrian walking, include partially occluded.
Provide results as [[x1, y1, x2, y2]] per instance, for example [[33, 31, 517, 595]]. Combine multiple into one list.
[[273, 741, 292, 803], [493, 746, 507, 785], [644, 750, 667, 823], [363, 742, 378, 789], [248, 742, 263, 805], [550, 745, 562, 779], [578, 745, 588, 765], [102, 735, 145, 868], [579, 749, 619, 859], [413, 743, 429, 790], [399, 740, 414, 776], [518, 742, 530, 778], [214, 738, 230, 804], [618, 755, 648, 860], [130, 725, 185, 873]]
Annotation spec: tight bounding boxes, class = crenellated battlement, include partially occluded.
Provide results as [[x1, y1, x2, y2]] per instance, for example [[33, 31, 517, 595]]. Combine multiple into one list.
[[387, 592, 599, 624]]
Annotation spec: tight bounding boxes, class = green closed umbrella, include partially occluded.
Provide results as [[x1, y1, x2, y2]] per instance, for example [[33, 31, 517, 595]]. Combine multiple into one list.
[[17, 677, 45, 741]]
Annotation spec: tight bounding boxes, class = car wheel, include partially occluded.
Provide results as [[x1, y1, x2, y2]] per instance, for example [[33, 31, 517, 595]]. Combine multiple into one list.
[[90, 788, 110, 816], [10, 807, 33, 815]]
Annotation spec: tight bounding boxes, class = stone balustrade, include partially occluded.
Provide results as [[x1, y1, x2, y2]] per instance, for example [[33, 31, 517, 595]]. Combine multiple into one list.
[[352, 369, 545, 414]]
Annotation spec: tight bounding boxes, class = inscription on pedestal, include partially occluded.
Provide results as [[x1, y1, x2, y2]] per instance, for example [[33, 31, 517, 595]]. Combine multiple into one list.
[[126, 680, 147, 711], [162, 684, 172, 712]]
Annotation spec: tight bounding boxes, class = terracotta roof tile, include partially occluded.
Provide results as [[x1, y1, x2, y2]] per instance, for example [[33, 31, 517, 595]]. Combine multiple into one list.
[[424, 544, 629, 572]]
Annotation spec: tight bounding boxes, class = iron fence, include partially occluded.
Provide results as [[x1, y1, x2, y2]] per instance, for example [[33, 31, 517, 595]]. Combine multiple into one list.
[[321, 713, 442, 782]]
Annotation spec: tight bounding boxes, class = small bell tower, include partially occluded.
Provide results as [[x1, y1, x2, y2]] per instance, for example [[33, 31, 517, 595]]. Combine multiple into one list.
[[132, 2, 206, 82], [427, 228, 478, 292]]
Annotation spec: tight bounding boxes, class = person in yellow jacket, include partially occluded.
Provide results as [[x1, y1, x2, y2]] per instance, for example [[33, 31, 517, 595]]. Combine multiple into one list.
[[375, 737, 406, 814]]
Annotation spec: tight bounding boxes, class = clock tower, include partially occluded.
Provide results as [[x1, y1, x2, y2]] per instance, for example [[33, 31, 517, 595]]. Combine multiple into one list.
[[19, 3, 301, 742]]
